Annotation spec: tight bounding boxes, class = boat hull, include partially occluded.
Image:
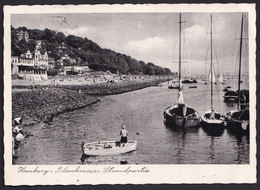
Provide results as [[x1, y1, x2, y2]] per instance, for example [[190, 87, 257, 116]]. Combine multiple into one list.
[[201, 112, 225, 136], [82, 140, 137, 156], [226, 109, 249, 136], [164, 106, 200, 127], [226, 120, 249, 136]]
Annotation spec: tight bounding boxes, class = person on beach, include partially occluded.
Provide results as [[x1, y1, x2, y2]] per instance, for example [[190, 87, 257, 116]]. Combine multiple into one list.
[[12, 117, 23, 136], [14, 130, 25, 149], [120, 125, 128, 146]]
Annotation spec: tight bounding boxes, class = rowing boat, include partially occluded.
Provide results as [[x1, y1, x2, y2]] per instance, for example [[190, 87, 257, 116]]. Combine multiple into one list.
[[81, 140, 137, 156]]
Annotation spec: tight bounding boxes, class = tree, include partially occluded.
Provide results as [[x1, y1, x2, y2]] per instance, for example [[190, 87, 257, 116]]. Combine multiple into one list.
[[42, 28, 56, 43], [55, 32, 66, 44], [29, 29, 43, 40]]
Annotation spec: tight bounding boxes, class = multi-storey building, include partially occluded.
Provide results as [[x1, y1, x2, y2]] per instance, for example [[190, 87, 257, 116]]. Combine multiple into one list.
[[11, 49, 49, 80], [16, 30, 29, 42]]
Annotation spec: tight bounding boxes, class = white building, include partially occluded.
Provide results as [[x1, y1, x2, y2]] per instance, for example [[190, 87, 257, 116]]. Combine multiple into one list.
[[11, 49, 48, 80], [34, 50, 48, 68]]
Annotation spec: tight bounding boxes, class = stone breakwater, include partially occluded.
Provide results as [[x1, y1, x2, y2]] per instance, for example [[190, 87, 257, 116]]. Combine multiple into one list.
[[12, 88, 100, 126], [61, 78, 168, 95], [12, 77, 168, 125]]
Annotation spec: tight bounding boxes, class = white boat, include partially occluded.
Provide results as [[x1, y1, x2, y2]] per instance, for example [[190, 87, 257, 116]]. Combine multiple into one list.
[[201, 15, 225, 135], [81, 140, 137, 156], [201, 110, 225, 125]]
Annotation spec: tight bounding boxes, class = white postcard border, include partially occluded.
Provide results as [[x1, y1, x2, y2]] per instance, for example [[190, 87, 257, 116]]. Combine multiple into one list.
[[3, 4, 257, 185]]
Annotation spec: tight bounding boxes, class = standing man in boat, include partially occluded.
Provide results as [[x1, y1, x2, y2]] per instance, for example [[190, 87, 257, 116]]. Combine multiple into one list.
[[120, 125, 128, 146]]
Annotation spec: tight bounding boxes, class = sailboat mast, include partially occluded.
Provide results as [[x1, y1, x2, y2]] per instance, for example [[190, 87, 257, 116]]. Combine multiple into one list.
[[210, 14, 213, 110], [238, 14, 244, 110], [179, 13, 182, 90]]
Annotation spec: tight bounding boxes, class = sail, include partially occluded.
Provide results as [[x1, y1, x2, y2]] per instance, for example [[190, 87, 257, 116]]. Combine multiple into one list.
[[219, 74, 223, 83], [177, 89, 184, 104], [209, 72, 216, 83]]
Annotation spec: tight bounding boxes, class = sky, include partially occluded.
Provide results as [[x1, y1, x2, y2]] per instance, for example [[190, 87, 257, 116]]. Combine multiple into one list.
[[11, 12, 249, 75]]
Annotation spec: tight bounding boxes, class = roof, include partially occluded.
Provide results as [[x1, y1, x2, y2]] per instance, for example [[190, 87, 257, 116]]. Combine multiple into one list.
[[16, 30, 28, 34]]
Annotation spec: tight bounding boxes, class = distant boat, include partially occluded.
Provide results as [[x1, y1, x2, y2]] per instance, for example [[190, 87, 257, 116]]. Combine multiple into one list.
[[201, 15, 225, 135], [209, 72, 216, 83], [168, 85, 179, 89], [182, 79, 198, 83], [223, 90, 239, 102], [164, 13, 200, 128], [81, 140, 137, 156], [218, 74, 224, 83], [223, 87, 229, 92], [188, 86, 197, 88], [226, 14, 249, 135]]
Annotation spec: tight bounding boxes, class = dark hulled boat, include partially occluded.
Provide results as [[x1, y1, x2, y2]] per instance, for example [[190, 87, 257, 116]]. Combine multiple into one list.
[[182, 79, 198, 83], [163, 13, 200, 128], [226, 14, 249, 136], [226, 109, 249, 135]]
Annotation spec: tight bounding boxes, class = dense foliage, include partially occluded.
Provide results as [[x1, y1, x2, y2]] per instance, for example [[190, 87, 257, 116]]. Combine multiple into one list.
[[11, 26, 172, 75]]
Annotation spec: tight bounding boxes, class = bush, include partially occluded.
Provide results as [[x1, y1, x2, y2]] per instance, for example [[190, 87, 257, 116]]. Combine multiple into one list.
[[47, 69, 58, 76]]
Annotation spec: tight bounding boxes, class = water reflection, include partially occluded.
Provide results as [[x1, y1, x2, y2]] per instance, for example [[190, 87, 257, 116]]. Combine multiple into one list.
[[209, 136, 215, 161], [164, 122, 201, 164]]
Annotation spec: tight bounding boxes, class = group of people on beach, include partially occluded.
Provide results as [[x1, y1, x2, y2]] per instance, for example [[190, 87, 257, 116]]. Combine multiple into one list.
[[12, 117, 25, 150]]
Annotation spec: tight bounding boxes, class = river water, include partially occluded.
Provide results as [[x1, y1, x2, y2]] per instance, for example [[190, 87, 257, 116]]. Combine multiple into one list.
[[14, 76, 249, 165]]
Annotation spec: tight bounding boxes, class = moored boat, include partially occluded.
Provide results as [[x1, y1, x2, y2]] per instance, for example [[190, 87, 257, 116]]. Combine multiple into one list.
[[201, 110, 225, 136], [223, 90, 239, 102], [226, 109, 249, 135], [168, 85, 179, 89], [163, 13, 200, 128], [201, 15, 225, 136], [182, 79, 198, 83], [225, 14, 249, 136], [81, 140, 137, 156], [164, 104, 200, 127]]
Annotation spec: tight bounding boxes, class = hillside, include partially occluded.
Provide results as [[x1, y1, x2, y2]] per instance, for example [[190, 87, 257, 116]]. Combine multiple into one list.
[[11, 26, 172, 75]]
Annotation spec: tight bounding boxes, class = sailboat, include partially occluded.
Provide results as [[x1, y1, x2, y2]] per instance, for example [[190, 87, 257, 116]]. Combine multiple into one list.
[[226, 14, 249, 135], [163, 13, 200, 128], [168, 80, 179, 89], [219, 74, 225, 84], [201, 15, 225, 135]]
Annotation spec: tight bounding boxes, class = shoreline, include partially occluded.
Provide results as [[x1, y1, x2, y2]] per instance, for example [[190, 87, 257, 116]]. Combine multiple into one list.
[[12, 77, 169, 126]]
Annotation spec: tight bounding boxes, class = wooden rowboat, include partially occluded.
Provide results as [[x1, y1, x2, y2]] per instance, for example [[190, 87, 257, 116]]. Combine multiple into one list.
[[81, 140, 137, 156]]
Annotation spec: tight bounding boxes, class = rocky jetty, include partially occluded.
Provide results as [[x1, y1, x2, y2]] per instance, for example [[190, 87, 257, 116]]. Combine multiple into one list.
[[12, 87, 100, 125], [12, 77, 168, 125], [61, 78, 167, 95]]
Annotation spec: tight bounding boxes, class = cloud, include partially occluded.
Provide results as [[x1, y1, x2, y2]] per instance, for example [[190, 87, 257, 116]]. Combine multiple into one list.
[[127, 36, 167, 52], [184, 24, 206, 37], [60, 26, 95, 37]]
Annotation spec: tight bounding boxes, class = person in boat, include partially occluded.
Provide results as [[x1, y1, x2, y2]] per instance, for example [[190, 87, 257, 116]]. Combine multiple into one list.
[[12, 117, 23, 136], [120, 125, 128, 146]]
